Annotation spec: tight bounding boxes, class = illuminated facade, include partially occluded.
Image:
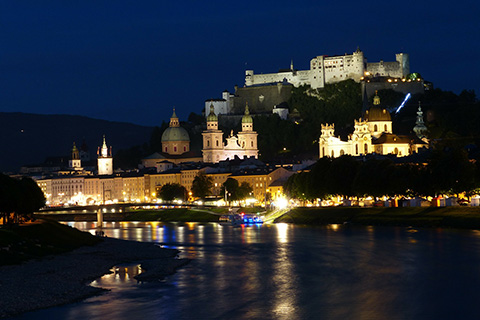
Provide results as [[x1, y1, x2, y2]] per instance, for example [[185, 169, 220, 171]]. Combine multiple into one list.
[[97, 135, 113, 175], [319, 93, 427, 158], [202, 104, 258, 163], [245, 48, 409, 89]]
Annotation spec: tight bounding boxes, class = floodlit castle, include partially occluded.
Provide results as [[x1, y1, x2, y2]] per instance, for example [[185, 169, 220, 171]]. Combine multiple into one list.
[[245, 48, 409, 89], [319, 93, 427, 158], [202, 104, 258, 163]]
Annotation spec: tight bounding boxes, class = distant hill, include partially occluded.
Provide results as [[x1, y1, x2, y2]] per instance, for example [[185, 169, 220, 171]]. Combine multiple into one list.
[[0, 112, 154, 173]]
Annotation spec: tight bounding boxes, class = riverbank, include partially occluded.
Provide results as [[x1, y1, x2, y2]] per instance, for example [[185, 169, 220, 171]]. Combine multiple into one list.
[[274, 206, 480, 229], [0, 222, 189, 318]]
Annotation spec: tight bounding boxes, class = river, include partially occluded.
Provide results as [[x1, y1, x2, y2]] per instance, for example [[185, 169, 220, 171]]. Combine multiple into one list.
[[14, 222, 480, 320]]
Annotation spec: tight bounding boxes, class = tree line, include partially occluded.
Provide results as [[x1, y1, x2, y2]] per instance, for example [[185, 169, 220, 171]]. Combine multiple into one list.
[[156, 172, 253, 204], [284, 149, 479, 201], [0, 174, 45, 225]]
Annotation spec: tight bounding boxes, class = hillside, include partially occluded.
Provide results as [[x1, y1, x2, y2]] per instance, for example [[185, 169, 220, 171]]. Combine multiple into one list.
[[0, 112, 154, 173]]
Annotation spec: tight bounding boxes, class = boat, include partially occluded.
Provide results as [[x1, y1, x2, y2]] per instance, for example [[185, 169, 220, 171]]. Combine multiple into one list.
[[229, 213, 263, 226]]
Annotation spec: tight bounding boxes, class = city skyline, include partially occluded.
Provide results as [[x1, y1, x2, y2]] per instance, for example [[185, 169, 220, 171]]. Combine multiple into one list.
[[0, 1, 478, 126]]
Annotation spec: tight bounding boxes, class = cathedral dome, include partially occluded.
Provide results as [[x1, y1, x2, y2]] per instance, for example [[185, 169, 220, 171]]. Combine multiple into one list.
[[364, 91, 391, 121], [161, 109, 190, 142], [161, 126, 189, 142], [364, 107, 391, 122]]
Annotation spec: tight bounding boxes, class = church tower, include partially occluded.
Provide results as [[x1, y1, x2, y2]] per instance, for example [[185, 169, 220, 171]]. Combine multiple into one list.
[[69, 142, 82, 169], [202, 105, 224, 163], [237, 103, 258, 158], [413, 102, 428, 139], [97, 135, 113, 175]]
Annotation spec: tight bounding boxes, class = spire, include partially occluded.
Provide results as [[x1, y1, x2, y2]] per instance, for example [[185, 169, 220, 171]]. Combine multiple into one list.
[[100, 135, 110, 157], [169, 108, 180, 127], [414, 101, 428, 139], [72, 142, 79, 160], [242, 102, 253, 124], [373, 90, 380, 105], [102, 135, 107, 149], [206, 104, 218, 123], [290, 59, 294, 70]]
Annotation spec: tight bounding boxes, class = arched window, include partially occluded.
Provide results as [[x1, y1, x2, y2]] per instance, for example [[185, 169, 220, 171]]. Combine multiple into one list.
[[174, 146, 177, 152], [322, 147, 325, 157], [364, 143, 368, 154], [340, 149, 345, 156], [184, 146, 186, 152], [374, 124, 378, 132], [216, 140, 219, 147], [331, 150, 334, 157], [355, 144, 358, 155], [165, 147, 168, 152], [251, 141, 253, 147], [384, 124, 388, 131], [207, 140, 210, 147], [394, 147, 399, 155]]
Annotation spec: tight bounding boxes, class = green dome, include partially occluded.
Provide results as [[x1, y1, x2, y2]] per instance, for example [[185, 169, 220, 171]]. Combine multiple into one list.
[[207, 104, 218, 122], [161, 126, 190, 142], [242, 104, 253, 123]]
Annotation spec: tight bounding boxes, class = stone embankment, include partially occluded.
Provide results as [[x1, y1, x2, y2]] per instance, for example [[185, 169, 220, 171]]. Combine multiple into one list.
[[0, 238, 189, 318]]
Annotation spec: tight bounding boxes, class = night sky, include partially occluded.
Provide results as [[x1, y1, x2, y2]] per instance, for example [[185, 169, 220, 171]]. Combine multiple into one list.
[[0, 1, 478, 127]]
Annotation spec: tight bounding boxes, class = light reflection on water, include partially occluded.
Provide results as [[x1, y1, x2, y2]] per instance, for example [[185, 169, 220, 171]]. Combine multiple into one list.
[[15, 222, 480, 320]]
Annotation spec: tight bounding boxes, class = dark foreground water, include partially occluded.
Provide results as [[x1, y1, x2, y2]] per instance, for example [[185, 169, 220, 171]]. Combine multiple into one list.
[[14, 222, 480, 320]]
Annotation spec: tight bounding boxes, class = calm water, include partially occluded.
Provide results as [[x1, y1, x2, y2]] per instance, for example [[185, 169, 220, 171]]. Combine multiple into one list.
[[14, 222, 480, 320]]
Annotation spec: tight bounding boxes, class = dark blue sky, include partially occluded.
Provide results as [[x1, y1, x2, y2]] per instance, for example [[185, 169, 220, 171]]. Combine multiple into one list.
[[0, 1, 478, 126]]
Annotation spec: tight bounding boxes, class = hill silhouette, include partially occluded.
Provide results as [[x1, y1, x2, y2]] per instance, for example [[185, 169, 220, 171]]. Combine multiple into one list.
[[0, 112, 153, 173]]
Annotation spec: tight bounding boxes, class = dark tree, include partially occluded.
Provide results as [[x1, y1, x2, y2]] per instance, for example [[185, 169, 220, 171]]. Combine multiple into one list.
[[191, 172, 213, 199], [158, 183, 187, 202], [0, 174, 45, 225]]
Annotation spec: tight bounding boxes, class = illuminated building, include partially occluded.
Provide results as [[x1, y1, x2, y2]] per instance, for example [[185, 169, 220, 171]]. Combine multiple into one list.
[[245, 48, 409, 89], [202, 104, 258, 163], [319, 92, 428, 158], [97, 135, 113, 175]]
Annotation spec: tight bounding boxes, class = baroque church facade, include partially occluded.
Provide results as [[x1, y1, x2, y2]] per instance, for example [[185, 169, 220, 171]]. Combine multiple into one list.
[[319, 93, 428, 158], [202, 104, 258, 163]]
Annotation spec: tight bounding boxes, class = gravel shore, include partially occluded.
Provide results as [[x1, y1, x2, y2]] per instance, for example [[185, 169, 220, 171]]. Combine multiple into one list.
[[0, 238, 189, 318]]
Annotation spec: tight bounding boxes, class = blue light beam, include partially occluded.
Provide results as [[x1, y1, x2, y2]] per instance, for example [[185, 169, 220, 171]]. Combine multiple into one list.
[[395, 93, 411, 114]]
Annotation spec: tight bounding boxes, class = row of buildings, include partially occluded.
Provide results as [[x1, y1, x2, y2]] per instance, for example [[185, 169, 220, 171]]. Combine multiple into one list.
[[32, 48, 430, 206]]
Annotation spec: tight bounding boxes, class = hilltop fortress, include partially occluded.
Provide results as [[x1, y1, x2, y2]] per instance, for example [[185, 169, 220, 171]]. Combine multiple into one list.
[[245, 48, 409, 89], [206, 48, 414, 121]]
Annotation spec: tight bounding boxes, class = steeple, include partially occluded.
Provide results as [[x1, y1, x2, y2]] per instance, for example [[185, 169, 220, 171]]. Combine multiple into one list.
[[241, 102, 253, 132], [290, 59, 294, 71], [101, 135, 109, 157], [69, 142, 82, 169], [98, 135, 113, 175], [72, 142, 79, 160], [373, 90, 381, 105], [169, 108, 180, 127], [413, 102, 428, 139]]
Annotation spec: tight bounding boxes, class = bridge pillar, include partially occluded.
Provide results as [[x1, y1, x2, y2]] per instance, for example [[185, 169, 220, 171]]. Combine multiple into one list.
[[96, 208, 104, 236]]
